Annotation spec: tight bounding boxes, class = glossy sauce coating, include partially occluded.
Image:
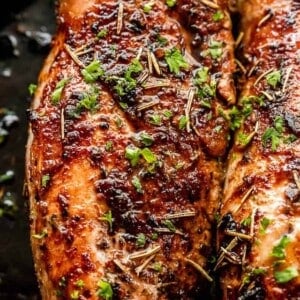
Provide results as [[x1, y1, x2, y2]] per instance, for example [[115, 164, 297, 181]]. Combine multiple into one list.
[[218, 0, 300, 299], [26, 0, 236, 299]]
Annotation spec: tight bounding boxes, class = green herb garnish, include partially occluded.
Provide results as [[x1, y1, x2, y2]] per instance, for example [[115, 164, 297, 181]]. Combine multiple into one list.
[[51, 78, 69, 105], [132, 176, 143, 193], [271, 235, 291, 259], [76, 86, 100, 114], [97, 28, 108, 39], [114, 58, 143, 96], [178, 115, 188, 130], [259, 217, 271, 234], [143, 2, 154, 13], [28, 83, 37, 96], [274, 267, 298, 283], [81, 60, 104, 83], [96, 280, 113, 300], [136, 233, 146, 247], [262, 116, 284, 151], [266, 70, 281, 88], [99, 211, 113, 231], [149, 114, 162, 126], [166, 0, 176, 7], [125, 146, 141, 167], [41, 174, 50, 188], [162, 219, 176, 232], [213, 10, 224, 21], [140, 148, 157, 164], [165, 47, 189, 74]]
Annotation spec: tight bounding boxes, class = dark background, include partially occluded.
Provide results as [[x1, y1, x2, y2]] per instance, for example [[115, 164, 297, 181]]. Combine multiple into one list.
[[0, 1, 56, 298]]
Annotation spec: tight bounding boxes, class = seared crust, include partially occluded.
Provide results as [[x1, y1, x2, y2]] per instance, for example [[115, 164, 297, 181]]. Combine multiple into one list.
[[217, 0, 300, 299], [25, 0, 236, 299]]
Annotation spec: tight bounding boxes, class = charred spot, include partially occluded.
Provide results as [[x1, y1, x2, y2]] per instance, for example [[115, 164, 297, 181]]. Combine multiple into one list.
[[187, 283, 213, 300], [117, 88, 138, 105], [82, 289, 92, 298], [284, 10, 297, 26], [219, 213, 238, 231], [285, 183, 300, 202], [27, 109, 39, 122], [99, 121, 109, 130], [238, 279, 266, 300], [120, 210, 147, 234], [58, 194, 69, 218], [191, 33, 203, 47], [81, 252, 95, 272], [96, 238, 110, 250], [96, 170, 137, 226], [146, 214, 159, 228], [199, 243, 212, 258], [128, 10, 146, 33], [285, 111, 300, 135], [161, 235, 173, 259], [161, 169, 202, 203], [88, 146, 102, 165]]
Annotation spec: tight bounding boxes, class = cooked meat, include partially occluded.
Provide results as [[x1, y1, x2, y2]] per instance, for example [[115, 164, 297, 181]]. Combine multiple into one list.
[[217, 0, 300, 299], [25, 0, 236, 299]]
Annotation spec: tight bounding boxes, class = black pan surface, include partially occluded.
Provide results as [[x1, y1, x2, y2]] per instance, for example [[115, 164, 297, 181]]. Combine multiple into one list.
[[0, 1, 55, 298]]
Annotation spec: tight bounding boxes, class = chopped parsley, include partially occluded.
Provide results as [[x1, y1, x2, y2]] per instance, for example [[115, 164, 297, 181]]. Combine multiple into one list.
[[271, 235, 291, 259], [97, 28, 108, 39], [41, 174, 50, 188], [136, 233, 146, 247], [266, 70, 281, 88], [262, 116, 284, 151], [151, 262, 162, 272], [105, 141, 113, 152], [96, 280, 113, 300], [241, 216, 251, 227], [76, 86, 100, 114], [194, 67, 209, 85], [125, 146, 157, 167], [139, 132, 154, 146], [114, 58, 143, 96], [149, 114, 162, 126], [165, 47, 189, 75], [274, 267, 298, 284], [125, 146, 141, 167], [213, 10, 224, 22], [156, 35, 168, 47], [259, 217, 271, 234], [99, 211, 113, 231], [162, 219, 176, 232], [140, 148, 157, 164], [236, 132, 253, 148], [166, 0, 176, 7], [75, 280, 85, 288], [70, 290, 80, 300], [81, 60, 104, 83], [163, 110, 173, 118], [132, 176, 143, 193], [28, 83, 37, 96], [51, 78, 69, 105], [143, 2, 154, 13], [178, 115, 188, 130], [202, 40, 223, 60]]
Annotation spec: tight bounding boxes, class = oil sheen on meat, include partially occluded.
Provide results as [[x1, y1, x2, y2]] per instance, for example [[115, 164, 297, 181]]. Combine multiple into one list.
[[217, 0, 300, 299], [25, 0, 236, 299]]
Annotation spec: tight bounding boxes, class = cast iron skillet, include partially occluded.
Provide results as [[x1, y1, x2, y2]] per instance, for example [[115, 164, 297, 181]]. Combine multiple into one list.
[[0, 1, 55, 298]]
